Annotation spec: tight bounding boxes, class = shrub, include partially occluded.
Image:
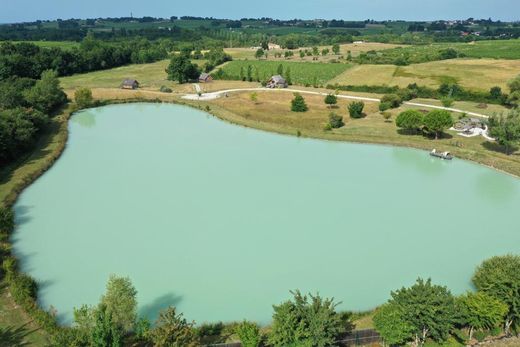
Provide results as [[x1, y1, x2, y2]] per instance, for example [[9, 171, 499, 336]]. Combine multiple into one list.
[[74, 87, 93, 109], [381, 94, 402, 108], [11, 273, 38, 306], [396, 109, 424, 134], [382, 112, 392, 122], [323, 123, 332, 131], [235, 321, 261, 347], [291, 93, 308, 112], [0, 207, 14, 234], [348, 101, 365, 118], [379, 102, 391, 112], [324, 94, 338, 108], [160, 86, 173, 93], [441, 97, 454, 107], [328, 112, 344, 128]]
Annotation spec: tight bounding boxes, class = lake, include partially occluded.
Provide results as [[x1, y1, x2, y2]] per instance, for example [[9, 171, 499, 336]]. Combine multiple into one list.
[[12, 103, 520, 324]]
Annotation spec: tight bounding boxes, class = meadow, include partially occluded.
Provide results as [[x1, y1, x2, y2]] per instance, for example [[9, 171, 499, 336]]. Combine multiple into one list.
[[215, 60, 352, 86], [5, 40, 79, 50], [329, 58, 520, 91]]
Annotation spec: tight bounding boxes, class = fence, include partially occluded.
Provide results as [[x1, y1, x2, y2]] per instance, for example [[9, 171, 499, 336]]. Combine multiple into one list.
[[206, 329, 381, 347]]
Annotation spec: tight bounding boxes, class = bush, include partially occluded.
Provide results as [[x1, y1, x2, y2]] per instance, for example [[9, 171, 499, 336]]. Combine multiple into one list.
[[382, 112, 392, 122], [74, 87, 93, 109], [379, 102, 391, 112], [160, 86, 173, 93], [381, 94, 402, 108], [396, 109, 424, 134], [441, 97, 454, 107], [10, 273, 38, 306], [291, 93, 308, 112], [0, 207, 14, 234], [236, 321, 261, 347], [348, 101, 365, 118], [328, 112, 344, 128]]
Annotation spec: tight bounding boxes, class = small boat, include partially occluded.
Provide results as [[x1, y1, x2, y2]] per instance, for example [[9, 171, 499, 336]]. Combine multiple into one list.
[[430, 149, 453, 160]]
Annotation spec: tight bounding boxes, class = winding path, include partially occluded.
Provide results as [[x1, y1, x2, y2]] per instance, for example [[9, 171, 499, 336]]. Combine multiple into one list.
[[183, 87, 489, 118]]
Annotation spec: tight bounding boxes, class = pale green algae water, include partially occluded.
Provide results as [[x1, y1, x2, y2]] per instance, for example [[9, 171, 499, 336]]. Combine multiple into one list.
[[12, 103, 520, 324]]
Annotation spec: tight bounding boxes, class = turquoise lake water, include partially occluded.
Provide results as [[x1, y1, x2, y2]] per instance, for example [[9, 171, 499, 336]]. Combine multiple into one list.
[[12, 103, 520, 324]]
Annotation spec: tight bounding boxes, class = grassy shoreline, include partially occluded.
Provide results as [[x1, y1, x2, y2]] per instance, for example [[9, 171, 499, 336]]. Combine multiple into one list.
[[0, 91, 518, 345]]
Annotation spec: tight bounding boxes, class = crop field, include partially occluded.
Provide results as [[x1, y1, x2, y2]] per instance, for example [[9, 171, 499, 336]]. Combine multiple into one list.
[[215, 60, 352, 85], [364, 39, 520, 64], [329, 59, 520, 91]]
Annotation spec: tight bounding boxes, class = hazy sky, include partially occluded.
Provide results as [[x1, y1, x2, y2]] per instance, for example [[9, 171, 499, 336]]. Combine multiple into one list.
[[2, 0, 519, 23]]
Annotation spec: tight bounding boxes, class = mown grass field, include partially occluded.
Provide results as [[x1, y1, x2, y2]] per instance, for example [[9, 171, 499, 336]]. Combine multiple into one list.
[[329, 58, 520, 91], [215, 60, 352, 86]]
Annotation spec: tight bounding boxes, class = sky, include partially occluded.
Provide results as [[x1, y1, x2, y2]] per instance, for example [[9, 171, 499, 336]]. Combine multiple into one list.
[[1, 0, 519, 24]]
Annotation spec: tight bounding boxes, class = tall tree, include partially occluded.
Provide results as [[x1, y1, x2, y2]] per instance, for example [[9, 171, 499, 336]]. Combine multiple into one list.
[[324, 94, 338, 109], [456, 292, 508, 340], [91, 304, 123, 347], [374, 303, 415, 346], [291, 93, 308, 112], [101, 275, 138, 332], [472, 255, 520, 334], [388, 278, 456, 346], [423, 110, 454, 139], [396, 110, 424, 134], [165, 54, 200, 84]]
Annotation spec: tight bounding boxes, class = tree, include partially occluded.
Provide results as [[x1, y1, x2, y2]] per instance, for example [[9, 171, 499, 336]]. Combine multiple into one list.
[[389, 278, 456, 346], [328, 112, 344, 128], [423, 110, 453, 139], [490, 86, 503, 100], [299, 50, 305, 59], [332, 44, 340, 55], [24, 70, 67, 113], [246, 65, 253, 82], [235, 321, 261, 347], [261, 41, 269, 50], [91, 304, 123, 347], [312, 46, 319, 57], [149, 306, 199, 347], [381, 94, 402, 109], [348, 101, 364, 119], [285, 67, 292, 85], [268, 290, 348, 347], [324, 94, 337, 109], [487, 110, 520, 155], [291, 93, 308, 112], [374, 303, 415, 346], [74, 87, 93, 109], [457, 292, 508, 340], [250, 92, 258, 104], [321, 48, 329, 56], [396, 110, 424, 134], [473, 255, 520, 334], [165, 54, 200, 84], [255, 48, 264, 60], [101, 275, 137, 332]]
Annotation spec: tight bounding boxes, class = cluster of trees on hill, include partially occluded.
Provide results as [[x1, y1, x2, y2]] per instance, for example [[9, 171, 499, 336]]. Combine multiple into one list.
[[0, 35, 172, 80], [0, 71, 67, 167]]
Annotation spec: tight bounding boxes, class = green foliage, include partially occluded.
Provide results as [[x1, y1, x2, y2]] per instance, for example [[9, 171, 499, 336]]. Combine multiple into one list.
[[74, 87, 93, 109], [285, 67, 292, 85], [91, 304, 123, 347], [379, 102, 391, 112], [135, 317, 151, 340], [101, 274, 138, 332], [149, 306, 199, 347], [166, 54, 200, 84], [160, 86, 173, 93], [24, 70, 67, 113], [441, 97, 454, 107], [10, 273, 38, 306], [268, 290, 348, 347], [332, 44, 340, 55], [490, 86, 503, 100], [324, 93, 338, 108], [396, 109, 424, 133], [487, 110, 520, 155], [347, 101, 365, 118], [473, 255, 520, 333], [382, 112, 392, 122], [456, 292, 508, 340], [508, 75, 520, 93], [328, 112, 344, 128], [423, 110, 454, 139], [381, 94, 403, 108], [250, 92, 258, 104], [373, 303, 415, 346], [389, 278, 456, 345], [0, 206, 14, 234], [291, 93, 308, 112], [236, 321, 261, 347]]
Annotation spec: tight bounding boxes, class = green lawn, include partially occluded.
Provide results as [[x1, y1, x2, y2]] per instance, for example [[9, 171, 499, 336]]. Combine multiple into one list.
[[215, 60, 352, 86]]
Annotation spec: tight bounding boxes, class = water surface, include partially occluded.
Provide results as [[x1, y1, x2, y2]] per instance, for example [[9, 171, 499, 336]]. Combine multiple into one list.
[[13, 103, 520, 324]]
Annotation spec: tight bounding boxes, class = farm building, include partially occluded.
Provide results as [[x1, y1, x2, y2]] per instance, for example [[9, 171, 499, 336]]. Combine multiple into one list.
[[267, 75, 288, 88], [121, 79, 139, 89], [199, 73, 213, 83], [268, 43, 281, 50]]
